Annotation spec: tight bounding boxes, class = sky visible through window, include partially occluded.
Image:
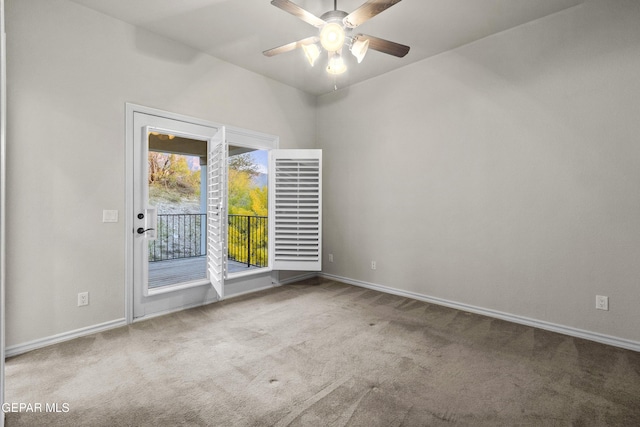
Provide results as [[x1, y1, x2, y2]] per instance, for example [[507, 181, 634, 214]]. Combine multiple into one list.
[[251, 150, 268, 174]]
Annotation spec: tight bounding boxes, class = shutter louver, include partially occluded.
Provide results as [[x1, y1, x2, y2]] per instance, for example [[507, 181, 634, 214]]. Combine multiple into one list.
[[207, 130, 226, 299], [270, 149, 322, 271]]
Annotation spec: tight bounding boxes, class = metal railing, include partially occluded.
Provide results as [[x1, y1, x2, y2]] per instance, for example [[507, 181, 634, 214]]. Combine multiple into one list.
[[149, 214, 206, 262], [228, 215, 268, 268], [148, 213, 268, 268]]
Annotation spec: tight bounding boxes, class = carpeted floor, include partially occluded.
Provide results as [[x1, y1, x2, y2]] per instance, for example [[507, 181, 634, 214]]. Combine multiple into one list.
[[5, 277, 640, 426]]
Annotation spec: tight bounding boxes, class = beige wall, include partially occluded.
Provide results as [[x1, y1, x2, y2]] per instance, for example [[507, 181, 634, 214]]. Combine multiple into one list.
[[5, 0, 316, 347], [317, 0, 640, 343], [6, 0, 640, 350]]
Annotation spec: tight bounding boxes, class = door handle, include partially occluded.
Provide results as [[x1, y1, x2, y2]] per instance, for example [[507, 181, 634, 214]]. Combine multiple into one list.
[[142, 207, 157, 240]]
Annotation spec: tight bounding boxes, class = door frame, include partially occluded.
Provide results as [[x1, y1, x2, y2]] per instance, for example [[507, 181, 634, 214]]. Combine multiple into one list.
[[125, 105, 283, 323], [225, 126, 279, 279], [125, 104, 226, 323]]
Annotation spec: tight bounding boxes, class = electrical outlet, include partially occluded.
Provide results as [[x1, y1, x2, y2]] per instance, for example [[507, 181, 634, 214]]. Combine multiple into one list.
[[328, 253, 334, 263], [595, 295, 608, 311], [78, 292, 89, 307], [371, 261, 376, 270]]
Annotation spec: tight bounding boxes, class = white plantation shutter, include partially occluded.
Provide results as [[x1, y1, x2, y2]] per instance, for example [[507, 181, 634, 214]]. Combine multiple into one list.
[[269, 149, 322, 271], [207, 129, 227, 299]]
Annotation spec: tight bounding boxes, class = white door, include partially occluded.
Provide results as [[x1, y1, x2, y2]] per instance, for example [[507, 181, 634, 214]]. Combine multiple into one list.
[[131, 111, 225, 320]]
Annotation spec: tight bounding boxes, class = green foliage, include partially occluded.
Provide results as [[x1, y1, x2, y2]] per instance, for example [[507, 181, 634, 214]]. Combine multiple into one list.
[[148, 152, 200, 199], [227, 216, 268, 267], [227, 169, 253, 215], [227, 153, 268, 266], [227, 154, 267, 217], [250, 186, 268, 217]]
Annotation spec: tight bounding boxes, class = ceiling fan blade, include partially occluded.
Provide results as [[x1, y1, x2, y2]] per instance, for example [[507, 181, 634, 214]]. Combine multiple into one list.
[[354, 34, 410, 57], [263, 36, 320, 57], [344, 0, 402, 29], [270, 0, 326, 28]]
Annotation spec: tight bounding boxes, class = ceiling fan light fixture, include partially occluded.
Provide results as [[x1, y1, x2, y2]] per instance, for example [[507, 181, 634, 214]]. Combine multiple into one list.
[[327, 53, 347, 75], [350, 38, 369, 63], [320, 22, 346, 52], [302, 43, 321, 66], [264, 0, 411, 83]]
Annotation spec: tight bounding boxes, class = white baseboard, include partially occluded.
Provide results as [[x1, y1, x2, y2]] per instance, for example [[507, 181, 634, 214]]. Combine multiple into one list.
[[133, 299, 219, 323], [225, 283, 281, 300], [274, 272, 317, 286], [8, 273, 639, 358], [319, 273, 640, 353], [5, 277, 294, 358], [5, 318, 127, 358]]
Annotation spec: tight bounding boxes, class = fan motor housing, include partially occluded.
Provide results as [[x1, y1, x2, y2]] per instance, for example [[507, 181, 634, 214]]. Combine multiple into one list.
[[320, 10, 348, 24]]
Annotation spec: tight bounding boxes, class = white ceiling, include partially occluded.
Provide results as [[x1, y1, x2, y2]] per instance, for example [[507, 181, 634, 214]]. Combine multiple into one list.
[[69, 0, 584, 95]]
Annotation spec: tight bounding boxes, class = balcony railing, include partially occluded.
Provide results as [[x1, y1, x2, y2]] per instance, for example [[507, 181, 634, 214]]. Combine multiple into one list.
[[149, 214, 206, 262], [228, 215, 268, 268], [148, 213, 268, 269]]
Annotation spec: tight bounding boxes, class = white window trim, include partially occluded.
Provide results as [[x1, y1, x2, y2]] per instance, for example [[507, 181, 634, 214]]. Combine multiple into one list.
[[147, 279, 211, 296]]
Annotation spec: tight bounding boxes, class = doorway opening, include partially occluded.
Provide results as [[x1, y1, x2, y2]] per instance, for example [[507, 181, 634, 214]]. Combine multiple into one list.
[[127, 104, 319, 322], [147, 132, 208, 289], [227, 146, 269, 276]]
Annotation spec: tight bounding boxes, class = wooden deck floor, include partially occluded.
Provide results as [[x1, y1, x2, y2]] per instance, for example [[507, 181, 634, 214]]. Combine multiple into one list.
[[148, 257, 260, 288]]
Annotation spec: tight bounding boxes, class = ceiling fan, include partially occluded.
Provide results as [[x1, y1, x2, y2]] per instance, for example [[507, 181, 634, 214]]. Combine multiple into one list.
[[263, 0, 410, 76]]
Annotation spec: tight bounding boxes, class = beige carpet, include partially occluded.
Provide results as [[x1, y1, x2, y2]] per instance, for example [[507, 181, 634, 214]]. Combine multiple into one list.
[[5, 277, 640, 426]]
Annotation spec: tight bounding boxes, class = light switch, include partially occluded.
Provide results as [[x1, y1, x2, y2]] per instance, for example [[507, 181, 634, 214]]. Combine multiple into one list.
[[102, 210, 118, 223]]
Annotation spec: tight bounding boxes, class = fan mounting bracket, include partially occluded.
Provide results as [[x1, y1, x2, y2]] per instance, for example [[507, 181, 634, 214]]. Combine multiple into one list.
[[320, 10, 348, 23]]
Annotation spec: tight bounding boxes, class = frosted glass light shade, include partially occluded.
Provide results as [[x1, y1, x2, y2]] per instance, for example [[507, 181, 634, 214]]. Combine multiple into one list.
[[302, 44, 320, 66], [320, 23, 346, 52], [350, 38, 369, 63], [327, 54, 347, 75]]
